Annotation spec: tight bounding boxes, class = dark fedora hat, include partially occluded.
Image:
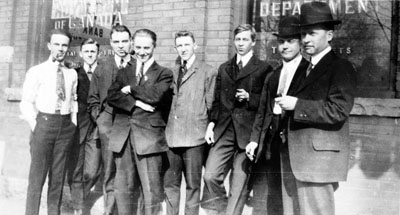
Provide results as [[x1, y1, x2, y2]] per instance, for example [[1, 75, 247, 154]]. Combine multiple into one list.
[[299, 1, 341, 27], [273, 16, 301, 38]]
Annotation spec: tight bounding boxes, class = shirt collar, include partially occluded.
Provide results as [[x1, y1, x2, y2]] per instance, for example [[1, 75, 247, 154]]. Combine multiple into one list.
[[182, 54, 196, 69], [114, 55, 131, 67], [311, 46, 331, 66], [47, 56, 65, 67], [137, 57, 155, 75], [282, 53, 302, 68], [84, 62, 97, 73], [236, 50, 253, 68]]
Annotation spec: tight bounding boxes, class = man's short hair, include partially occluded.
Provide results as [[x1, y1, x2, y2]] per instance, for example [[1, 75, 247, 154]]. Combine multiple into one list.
[[132, 29, 157, 47], [234, 24, 256, 42], [175, 30, 195, 43], [110, 24, 131, 38], [48, 29, 72, 42], [80, 38, 100, 50]]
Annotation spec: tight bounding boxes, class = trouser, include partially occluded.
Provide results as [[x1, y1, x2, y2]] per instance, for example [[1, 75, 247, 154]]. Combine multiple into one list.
[[25, 112, 76, 215], [114, 136, 165, 215], [164, 144, 205, 215], [67, 125, 102, 212], [202, 123, 252, 215], [280, 142, 338, 215], [97, 111, 117, 214], [248, 136, 283, 215]]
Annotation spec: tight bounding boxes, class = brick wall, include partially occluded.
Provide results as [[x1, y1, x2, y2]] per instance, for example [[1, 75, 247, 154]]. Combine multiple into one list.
[[125, 0, 234, 69]]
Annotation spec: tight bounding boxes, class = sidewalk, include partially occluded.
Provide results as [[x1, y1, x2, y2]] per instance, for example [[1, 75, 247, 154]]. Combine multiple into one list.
[[0, 175, 254, 215]]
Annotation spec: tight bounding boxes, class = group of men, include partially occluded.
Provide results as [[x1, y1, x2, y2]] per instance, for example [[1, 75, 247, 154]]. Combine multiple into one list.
[[20, 2, 355, 215]]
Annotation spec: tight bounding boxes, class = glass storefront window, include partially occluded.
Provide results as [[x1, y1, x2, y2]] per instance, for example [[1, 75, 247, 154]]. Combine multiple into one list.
[[250, 0, 396, 98]]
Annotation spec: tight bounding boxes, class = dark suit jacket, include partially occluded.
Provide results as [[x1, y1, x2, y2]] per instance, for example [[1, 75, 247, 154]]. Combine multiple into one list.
[[107, 59, 173, 155], [252, 51, 356, 183], [87, 57, 135, 120], [76, 66, 96, 144], [210, 55, 272, 158], [87, 57, 135, 141], [250, 57, 309, 157]]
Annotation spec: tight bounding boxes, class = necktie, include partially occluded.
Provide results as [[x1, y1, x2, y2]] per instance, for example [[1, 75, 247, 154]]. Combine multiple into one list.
[[119, 58, 124, 69], [273, 65, 288, 115], [177, 60, 187, 89], [56, 63, 65, 101], [137, 62, 144, 85], [232, 60, 242, 79], [237, 60, 243, 70], [306, 61, 313, 77], [87, 65, 93, 81], [277, 66, 288, 96]]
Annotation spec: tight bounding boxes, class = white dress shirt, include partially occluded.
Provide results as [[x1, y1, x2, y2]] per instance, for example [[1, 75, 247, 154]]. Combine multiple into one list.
[[136, 57, 155, 77], [273, 54, 302, 114], [310, 46, 332, 68], [236, 50, 253, 68], [20, 56, 78, 130], [182, 54, 196, 69], [83, 61, 97, 74], [115, 55, 131, 68]]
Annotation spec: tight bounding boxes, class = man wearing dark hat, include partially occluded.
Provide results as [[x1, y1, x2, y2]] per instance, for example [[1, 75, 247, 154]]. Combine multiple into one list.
[[248, 15, 309, 214], [252, 2, 356, 215]]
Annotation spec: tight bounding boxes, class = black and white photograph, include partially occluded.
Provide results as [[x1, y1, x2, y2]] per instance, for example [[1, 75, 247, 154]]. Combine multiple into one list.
[[0, 0, 399, 215]]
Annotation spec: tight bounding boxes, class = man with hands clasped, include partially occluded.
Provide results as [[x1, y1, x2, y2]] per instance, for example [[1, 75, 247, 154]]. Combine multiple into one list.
[[107, 29, 173, 215], [201, 24, 272, 215], [87, 25, 134, 215]]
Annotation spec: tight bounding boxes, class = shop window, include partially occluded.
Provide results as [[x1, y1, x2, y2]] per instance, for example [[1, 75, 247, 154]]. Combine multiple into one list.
[[250, 0, 397, 98]]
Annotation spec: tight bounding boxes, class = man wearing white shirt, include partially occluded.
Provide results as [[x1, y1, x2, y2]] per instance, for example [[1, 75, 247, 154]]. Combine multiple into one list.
[[20, 29, 77, 215], [87, 25, 134, 215], [248, 15, 310, 214], [202, 24, 272, 215]]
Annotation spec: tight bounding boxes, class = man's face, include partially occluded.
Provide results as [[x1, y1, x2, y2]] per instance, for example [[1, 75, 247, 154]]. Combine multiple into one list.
[[234, 30, 255, 56], [110, 31, 131, 58], [47, 34, 70, 62], [301, 28, 332, 56], [278, 37, 301, 62], [80, 43, 99, 66], [175, 36, 197, 61], [133, 35, 155, 63]]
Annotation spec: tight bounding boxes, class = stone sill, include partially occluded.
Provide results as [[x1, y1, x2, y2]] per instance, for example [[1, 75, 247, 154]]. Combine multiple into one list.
[[4, 88, 400, 117], [351, 98, 400, 117]]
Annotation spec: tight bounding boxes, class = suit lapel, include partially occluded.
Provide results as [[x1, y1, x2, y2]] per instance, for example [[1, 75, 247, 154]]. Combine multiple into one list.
[[224, 57, 237, 81], [236, 55, 260, 81], [180, 58, 199, 86], [78, 67, 90, 93], [270, 67, 281, 96], [139, 61, 159, 85], [127, 58, 137, 86], [287, 58, 309, 96], [294, 51, 335, 94]]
